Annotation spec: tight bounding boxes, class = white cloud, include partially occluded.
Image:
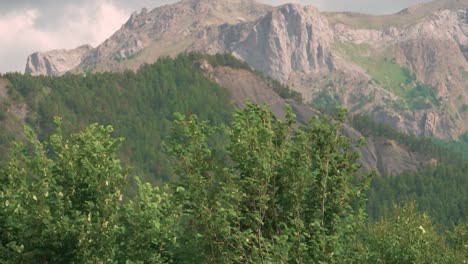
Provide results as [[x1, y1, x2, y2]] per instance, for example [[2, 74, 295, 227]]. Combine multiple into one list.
[[61, 1, 129, 47], [0, 0, 129, 73]]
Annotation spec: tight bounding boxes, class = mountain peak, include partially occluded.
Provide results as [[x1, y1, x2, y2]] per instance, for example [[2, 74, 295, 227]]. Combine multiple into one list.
[[179, 0, 259, 8], [273, 3, 320, 17], [182, 0, 268, 12]]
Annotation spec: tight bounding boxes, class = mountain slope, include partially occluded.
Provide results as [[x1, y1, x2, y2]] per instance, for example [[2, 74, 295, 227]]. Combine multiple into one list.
[[6, 55, 236, 183], [334, 8, 467, 138], [2, 54, 443, 179]]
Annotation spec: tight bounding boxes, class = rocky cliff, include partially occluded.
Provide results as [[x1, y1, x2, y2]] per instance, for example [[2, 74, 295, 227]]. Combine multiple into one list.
[[188, 3, 334, 83], [232, 4, 334, 83]]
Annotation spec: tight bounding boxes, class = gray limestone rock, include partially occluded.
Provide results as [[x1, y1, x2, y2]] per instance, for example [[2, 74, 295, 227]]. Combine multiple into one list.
[[25, 45, 92, 76]]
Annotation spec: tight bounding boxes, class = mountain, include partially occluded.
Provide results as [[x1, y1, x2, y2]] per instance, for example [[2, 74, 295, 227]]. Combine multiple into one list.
[[24, 0, 467, 140], [333, 6, 467, 138], [1, 53, 446, 178]]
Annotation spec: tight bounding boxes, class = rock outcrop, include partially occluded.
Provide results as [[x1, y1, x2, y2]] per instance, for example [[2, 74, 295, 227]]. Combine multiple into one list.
[[341, 126, 434, 176], [190, 4, 335, 84], [395, 9, 467, 85], [333, 9, 467, 84], [68, 1, 336, 86], [232, 4, 334, 83], [25, 45, 92, 76]]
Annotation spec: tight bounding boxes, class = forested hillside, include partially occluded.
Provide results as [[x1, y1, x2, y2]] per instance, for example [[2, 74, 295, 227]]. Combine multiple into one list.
[[2, 54, 235, 184]]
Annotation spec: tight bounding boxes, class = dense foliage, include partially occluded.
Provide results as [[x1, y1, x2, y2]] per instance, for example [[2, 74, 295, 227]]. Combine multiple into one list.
[[164, 103, 371, 263], [0, 120, 126, 262], [1, 104, 465, 263], [368, 165, 467, 229], [363, 202, 466, 263], [1, 53, 302, 184]]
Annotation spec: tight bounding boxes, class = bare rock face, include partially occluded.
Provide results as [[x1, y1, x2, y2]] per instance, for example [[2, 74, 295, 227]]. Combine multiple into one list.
[[233, 4, 334, 83], [25, 45, 92, 76], [191, 3, 335, 84], [371, 109, 461, 139], [333, 9, 467, 85], [189, 3, 336, 101], [200, 62, 288, 118], [392, 10, 467, 138], [339, 119, 434, 176], [369, 138, 431, 176], [395, 9, 467, 84]]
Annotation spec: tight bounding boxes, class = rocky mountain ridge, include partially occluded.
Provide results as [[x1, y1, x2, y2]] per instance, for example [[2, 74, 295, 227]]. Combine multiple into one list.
[[24, 0, 468, 139], [25, 45, 93, 76]]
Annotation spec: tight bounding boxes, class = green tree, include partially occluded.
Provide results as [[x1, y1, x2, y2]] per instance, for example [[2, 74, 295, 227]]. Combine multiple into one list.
[[362, 202, 465, 263], [4, 54, 234, 185], [166, 102, 371, 263], [0, 118, 126, 263], [117, 178, 179, 263], [447, 221, 468, 261]]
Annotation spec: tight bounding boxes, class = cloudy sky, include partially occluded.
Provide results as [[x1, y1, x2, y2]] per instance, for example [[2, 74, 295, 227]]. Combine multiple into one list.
[[0, 0, 431, 73]]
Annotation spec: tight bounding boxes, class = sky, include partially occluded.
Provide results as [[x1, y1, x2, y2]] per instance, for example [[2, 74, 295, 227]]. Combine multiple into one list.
[[0, 0, 432, 73]]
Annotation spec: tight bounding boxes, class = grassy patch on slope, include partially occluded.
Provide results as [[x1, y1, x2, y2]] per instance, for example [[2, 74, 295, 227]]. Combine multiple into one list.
[[335, 42, 440, 110], [462, 70, 468, 79]]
